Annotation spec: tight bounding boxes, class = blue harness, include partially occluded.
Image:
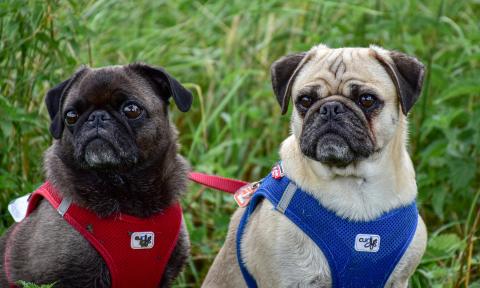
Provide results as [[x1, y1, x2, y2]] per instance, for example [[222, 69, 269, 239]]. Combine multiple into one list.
[[236, 171, 418, 288]]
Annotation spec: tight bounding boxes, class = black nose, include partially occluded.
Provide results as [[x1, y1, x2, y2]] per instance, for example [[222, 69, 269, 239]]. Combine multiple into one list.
[[87, 110, 111, 124], [319, 101, 345, 119]]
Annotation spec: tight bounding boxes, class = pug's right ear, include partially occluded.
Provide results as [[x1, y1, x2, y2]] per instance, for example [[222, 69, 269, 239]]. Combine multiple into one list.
[[271, 52, 309, 115], [45, 79, 70, 139], [45, 68, 87, 139]]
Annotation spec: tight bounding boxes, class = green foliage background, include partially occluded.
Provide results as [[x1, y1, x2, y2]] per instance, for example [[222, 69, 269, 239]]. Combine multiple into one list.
[[1, 0, 479, 287]]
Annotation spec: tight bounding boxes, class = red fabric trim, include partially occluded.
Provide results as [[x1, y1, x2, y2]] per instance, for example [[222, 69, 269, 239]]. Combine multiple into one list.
[[20, 182, 182, 288], [188, 172, 248, 194], [4, 221, 23, 288]]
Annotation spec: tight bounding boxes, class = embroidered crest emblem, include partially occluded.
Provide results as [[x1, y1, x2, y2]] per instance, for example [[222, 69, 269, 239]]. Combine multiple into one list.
[[131, 232, 155, 249], [234, 182, 260, 208], [355, 234, 380, 252], [271, 163, 284, 179]]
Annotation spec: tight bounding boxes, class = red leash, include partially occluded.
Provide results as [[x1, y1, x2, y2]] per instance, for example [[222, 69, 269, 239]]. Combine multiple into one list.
[[188, 172, 248, 194]]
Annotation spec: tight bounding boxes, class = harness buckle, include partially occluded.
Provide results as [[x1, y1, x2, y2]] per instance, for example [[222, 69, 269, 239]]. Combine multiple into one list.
[[234, 181, 260, 208]]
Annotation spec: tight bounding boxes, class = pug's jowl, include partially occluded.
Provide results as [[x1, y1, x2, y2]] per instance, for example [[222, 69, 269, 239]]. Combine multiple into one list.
[[0, 64, 192, 288], [203, 45, 427, 288]]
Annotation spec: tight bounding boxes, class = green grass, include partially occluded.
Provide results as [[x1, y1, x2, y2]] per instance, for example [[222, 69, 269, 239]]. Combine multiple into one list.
[[18, 281, 55, 288], [1, 0, 479, 287]]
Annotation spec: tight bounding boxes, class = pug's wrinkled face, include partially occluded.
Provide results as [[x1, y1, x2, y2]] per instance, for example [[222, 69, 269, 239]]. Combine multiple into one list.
[[45, 64, 192, 171], [271, 45, 424, 167]]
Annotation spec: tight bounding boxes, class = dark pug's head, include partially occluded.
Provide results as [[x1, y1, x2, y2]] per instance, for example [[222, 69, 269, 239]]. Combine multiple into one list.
[[271, 45, 425, 167], [45, 64, 192, 172]]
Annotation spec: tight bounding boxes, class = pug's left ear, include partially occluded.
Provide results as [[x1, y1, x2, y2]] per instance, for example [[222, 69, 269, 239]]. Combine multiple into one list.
[[131, 64, 193, 112], [373, 49, 425, 115]]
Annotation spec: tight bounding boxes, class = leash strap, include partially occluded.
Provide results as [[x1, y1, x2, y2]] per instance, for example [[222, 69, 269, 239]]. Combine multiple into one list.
[[188, 172, 248, 194]]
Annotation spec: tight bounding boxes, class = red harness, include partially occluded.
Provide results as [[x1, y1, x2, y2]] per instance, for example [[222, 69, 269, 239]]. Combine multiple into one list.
[[4, 173, 244, 287], [5, 182, 182, 288]]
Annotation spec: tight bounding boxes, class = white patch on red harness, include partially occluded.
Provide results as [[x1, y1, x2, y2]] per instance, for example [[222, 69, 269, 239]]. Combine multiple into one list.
[[131, 232, 155, 249], [8, 193, 31, 222]]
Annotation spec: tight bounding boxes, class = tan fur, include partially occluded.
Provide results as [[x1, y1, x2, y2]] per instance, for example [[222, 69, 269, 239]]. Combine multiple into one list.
[[203, 45, 427, 287]]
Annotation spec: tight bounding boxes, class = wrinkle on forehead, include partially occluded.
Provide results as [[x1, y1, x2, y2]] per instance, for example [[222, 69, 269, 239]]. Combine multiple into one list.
[[62, 66, 162, 111], [327, 50, 346, 79], [292, 47, 395, 99], [80, 71, 130, 102]]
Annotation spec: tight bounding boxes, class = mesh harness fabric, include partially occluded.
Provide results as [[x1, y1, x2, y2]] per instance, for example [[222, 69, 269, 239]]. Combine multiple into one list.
[[236, 173, 418, 288], [5, 182, 182, 288]]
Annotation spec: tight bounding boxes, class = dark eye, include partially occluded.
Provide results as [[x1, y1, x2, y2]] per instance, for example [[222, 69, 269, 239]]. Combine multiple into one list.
[[64, 110, 79, 125], [122, 102, 143, 119], [298, 95, 314, 109], [359, 94, 377, 109]]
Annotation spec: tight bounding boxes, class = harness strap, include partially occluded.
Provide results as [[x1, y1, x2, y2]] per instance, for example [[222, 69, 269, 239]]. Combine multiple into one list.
[[276, 182, 297, 214], [57, 196, 72, 216], [236, 196, 260, 288], [236, 175, 290, 288]]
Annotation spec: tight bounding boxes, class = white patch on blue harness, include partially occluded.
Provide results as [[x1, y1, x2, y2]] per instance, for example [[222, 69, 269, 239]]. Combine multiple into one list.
[[355, 234, 380, 252]]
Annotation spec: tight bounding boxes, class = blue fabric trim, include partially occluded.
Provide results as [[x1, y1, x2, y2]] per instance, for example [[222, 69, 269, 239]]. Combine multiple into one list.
[[236, 172, 418, 288], [236, 175, 296, 288], [236, 200, 258, 288]]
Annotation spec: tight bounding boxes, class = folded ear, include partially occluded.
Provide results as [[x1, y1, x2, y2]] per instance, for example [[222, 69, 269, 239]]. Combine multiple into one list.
[[130, 64, 193, 112], [45, 68, 87, 139], [271, 52, 308, 114], [374, 50, 425, 115], [45, 79, 72, 139]]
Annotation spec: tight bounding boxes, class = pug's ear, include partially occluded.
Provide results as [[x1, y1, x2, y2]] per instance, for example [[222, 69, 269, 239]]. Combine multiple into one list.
[[45, 68, 87, 139], [271, 52, 310, 115], [45, 79, 71, 139], [373, 49, 425, 115], [131, 64, 193, 112]]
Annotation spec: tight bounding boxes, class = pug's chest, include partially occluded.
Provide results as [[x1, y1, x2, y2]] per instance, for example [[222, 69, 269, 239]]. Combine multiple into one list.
[[13, 201, 111, 287], [244, 201, 332, 287], [274, 217, 333, 288], [243, 199, 421, 288]]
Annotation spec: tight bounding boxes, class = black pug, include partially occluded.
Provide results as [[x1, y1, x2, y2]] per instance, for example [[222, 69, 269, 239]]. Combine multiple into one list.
[[0, 64, 193, 288]]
